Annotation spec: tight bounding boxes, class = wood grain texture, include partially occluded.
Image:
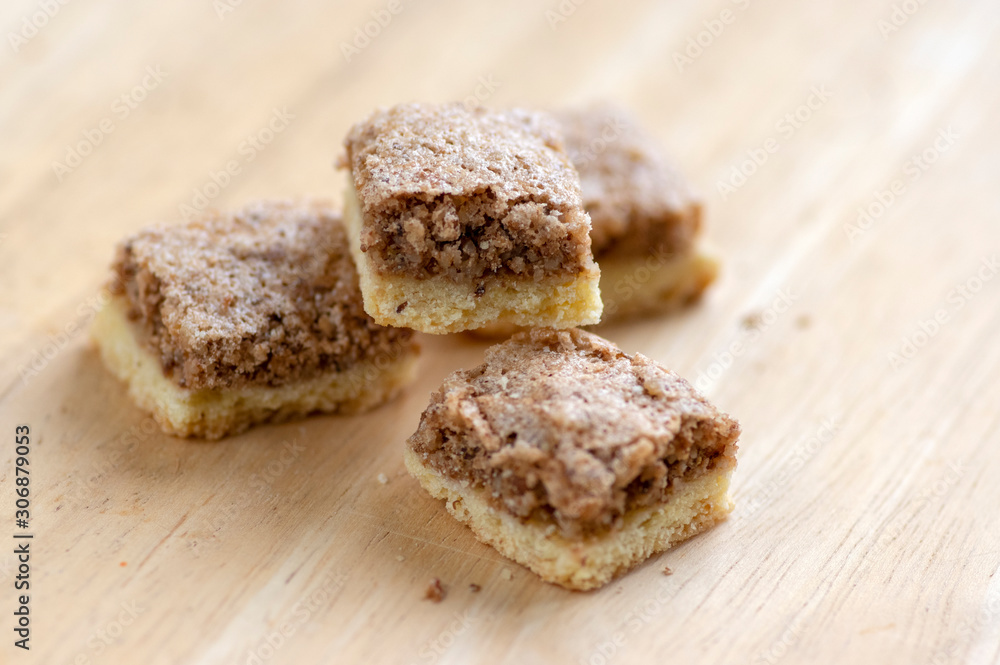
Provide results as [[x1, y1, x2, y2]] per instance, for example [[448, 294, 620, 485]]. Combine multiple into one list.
[[2, 1, 999, 663]]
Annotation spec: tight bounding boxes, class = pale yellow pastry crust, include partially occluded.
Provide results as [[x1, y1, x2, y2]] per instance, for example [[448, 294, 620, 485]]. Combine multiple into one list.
[[468, 249, 718, 338], [596, 248, 718, 323], [405, 446, 734, 591], [92, 297, 418, 439]]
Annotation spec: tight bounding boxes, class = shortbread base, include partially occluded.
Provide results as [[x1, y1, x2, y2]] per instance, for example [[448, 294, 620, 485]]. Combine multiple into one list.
[[597, 247, 718, 322], [344, 183, 603, 334], [404, 447, 734, 591], [92, 297, 418, 439], [469, 248, 719, 338]]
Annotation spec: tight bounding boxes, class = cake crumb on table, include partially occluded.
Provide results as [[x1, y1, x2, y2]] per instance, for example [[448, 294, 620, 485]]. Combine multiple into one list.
[[469, 583, 481, 592], [377, 473, 389, 485], [662, 566, 673, 576], [742, 312, 764, 330], [500, 568, 513, 581], [424, 578, 446, 602]]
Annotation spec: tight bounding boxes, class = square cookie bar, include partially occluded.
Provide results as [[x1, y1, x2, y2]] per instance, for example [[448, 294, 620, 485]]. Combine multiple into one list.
[[404, 328, 740, 590], [92, 200, 419, 439], [557, 104, 718, 323], [341, 103, 602, 334]]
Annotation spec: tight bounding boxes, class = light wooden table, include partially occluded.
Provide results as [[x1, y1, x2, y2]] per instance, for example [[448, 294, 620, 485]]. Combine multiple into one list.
[[2, 1, 999, 663]]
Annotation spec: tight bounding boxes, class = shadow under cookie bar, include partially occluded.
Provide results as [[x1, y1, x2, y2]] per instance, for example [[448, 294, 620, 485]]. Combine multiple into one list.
[[405, 328, 740, 590], [341, 103, 602, 334], [558, 104, 718, 323], [91, 200, 419, 439]]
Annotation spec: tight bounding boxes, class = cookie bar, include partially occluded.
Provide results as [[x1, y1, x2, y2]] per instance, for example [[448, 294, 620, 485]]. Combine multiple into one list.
[[404, 328, 740, 590], [341, 103, 602, 334], [92, 200, 419, 439], [558, 104, 718, 323]]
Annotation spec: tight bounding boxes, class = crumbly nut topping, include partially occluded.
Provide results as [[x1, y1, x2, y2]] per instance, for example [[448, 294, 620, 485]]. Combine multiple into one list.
[[407, 328, 739, 538], [111, 200, 414, 389], [556, 104, 702, 258], [343, 103, 596, 281]]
